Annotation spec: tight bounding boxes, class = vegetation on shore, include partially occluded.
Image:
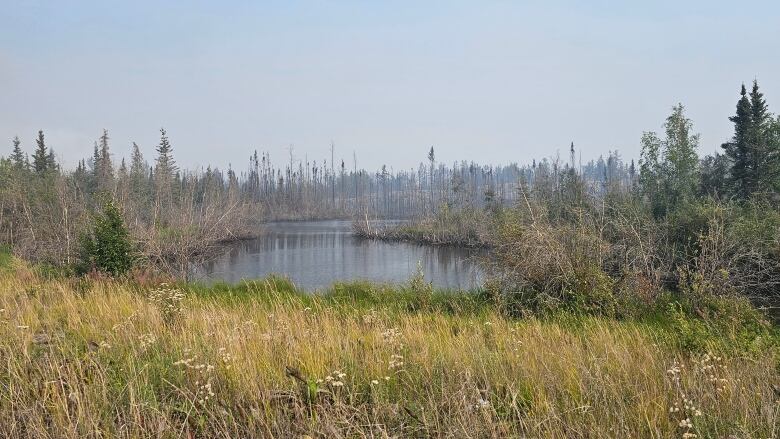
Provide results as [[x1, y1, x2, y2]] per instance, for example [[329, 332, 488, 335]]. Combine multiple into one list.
[[352, 206, 494, 248], [1, 253, 778, 438]]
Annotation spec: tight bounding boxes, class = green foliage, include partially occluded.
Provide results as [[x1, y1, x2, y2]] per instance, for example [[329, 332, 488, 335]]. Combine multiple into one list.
[[663, 104, 700, 205], [659, 294, 775, 355], [639, 105, 700, 217], [722, 81, 780, 198], [77, 200, 135, 276], [34, 262, 74, 280], [406, 261, 434, 296], [32, 130, 50, 175], [0, 246, 12, 272]]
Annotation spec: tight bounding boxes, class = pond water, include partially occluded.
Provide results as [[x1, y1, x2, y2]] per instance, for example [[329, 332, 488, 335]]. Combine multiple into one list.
[[191, 220, 483, 291]]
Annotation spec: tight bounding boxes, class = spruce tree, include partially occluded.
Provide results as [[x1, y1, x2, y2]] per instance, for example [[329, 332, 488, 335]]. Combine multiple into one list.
[[32, 130, 49, 174], [10, 136, 25, 169], [96, 129, 113, 192], [154, 128, 177, 209], [129, 142, 148, 196], [747, 80, 778, 194], [723, 84, 754, 198], [77, 200, 134, 276], [46, 149, 57, 171], [130, 142, 145, 175], [722, 80, 780, 198], [155, 128, 177, 178]]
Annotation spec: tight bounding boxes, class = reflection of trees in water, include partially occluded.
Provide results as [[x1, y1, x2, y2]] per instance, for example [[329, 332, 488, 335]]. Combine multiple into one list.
[[234, 231, 351, 253], [197, 222, 483, 289]]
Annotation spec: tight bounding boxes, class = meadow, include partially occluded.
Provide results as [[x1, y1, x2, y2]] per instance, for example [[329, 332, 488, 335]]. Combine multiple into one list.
[[1, 256, 778, 438]]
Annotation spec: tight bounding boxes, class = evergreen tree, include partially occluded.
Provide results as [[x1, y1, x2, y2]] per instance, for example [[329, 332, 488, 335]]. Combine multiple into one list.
[[32, 130, 49, 174], [723, 84, 755, 198], [95, 129, 113, 192], [130, 142, 145, 176], [721, 80, 780, 198], [10, 136, 25, 169], [77, 200, 134, 276], [747, 80, 779, 194], [46, 148, 57, 172], [154, 128, 177, 210], [155, 128, 177, 179]]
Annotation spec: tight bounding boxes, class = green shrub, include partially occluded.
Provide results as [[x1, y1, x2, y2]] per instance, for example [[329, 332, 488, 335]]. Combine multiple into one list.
[[76, 200, 135, 276], [0, 245, 12, 272]]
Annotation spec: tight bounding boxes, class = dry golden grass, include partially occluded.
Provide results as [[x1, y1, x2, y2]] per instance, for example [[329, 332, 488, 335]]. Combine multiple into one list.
[[0, 264, 778, 438]]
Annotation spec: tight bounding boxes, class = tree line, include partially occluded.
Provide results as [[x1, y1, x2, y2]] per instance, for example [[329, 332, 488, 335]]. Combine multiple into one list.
[[1, 80, 778, 278]]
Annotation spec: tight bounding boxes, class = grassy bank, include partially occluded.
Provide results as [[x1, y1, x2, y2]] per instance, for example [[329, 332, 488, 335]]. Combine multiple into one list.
[[352, 207, 493, 248], [1, 259, 778, 438]]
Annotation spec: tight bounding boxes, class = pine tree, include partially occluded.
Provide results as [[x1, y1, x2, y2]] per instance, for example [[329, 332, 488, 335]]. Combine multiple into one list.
[[46, 149, 57, 171], [722, 84, 754, 198], [96, 129, 113, 192], [154, 128, 177, 180], [747, 80, 778, 194], [91, 142, 100, 172], [130, 142, 145, 173], [77, 200, 134, 276], [32, 130, 49, 174], [721, 80, 780, 198], [10, 136, 25, 170], [154, 128, 177, 209]]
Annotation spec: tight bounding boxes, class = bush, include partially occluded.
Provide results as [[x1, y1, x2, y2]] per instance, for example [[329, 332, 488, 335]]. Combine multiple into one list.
[[0, 245, 12, 272], [76, 200, 135, 276], [484, 202, 619, 316]]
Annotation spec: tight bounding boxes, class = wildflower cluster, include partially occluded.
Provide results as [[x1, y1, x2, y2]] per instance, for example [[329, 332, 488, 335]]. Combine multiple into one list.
[[317, 370, 347, 388], [362, 308, 378, 325], [173, 348, 217, 406], [696, 352, 730, 394], [381, 327, 402, 344], [389, 354, 404, 370], [147, 283, 185, 322], [138, 333, 156, 350], [667, 361, 702, 438], [218, 347, 233, 370], [508, 327, 524, 359], [473, 398, 491, 410]]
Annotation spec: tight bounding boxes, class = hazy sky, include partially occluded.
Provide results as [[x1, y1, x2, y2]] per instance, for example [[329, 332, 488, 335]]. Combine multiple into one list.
[[2, 1, 779, 172]]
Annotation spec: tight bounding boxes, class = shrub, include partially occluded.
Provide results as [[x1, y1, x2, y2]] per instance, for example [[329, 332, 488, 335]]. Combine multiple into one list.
[[485, 202, 618, 316], [76, 200, 135, 276], [0, 245, 12, 272]]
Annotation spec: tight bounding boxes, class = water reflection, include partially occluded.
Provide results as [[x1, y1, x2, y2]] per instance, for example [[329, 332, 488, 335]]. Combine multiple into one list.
[[192, 220, 482, 291]]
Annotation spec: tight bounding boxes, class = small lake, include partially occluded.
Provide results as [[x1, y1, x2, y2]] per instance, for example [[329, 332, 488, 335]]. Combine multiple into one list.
[[191, 220, 483, 291]]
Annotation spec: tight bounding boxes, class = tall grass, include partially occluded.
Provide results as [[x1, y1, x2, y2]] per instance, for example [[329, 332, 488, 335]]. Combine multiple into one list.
[[0, 265, 778, 438]]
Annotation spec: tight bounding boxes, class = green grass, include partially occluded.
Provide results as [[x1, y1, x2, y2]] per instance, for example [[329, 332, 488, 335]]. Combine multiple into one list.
[[2, 261, 778, 437]]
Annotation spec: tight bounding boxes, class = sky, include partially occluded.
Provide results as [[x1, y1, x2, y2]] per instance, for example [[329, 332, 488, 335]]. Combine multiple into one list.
[[1, 0, 779, 173]]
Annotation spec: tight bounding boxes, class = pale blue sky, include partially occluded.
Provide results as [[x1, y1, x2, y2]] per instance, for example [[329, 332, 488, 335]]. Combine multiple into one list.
[[2, 1, 778, 171]]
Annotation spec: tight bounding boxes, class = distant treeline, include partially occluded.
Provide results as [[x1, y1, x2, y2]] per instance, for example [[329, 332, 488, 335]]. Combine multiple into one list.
[[1, 81, 779, 275]]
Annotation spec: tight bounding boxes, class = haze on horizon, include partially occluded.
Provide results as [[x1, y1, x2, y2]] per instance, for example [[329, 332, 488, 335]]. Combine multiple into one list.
[[1, 0, 778, 172]]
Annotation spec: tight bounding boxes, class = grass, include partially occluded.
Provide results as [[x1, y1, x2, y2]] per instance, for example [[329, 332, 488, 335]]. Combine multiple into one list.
[[1, 262, 779, 438]]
